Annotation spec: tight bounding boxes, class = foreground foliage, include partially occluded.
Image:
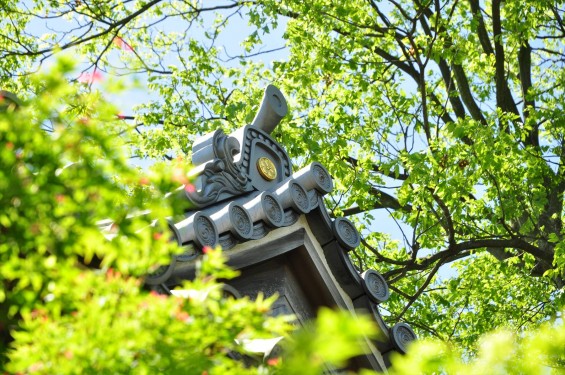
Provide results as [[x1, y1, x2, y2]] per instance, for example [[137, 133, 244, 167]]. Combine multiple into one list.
[[389, 318, 565, 375]]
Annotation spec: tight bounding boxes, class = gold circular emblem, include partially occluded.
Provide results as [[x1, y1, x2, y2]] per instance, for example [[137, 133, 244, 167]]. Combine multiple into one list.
[[257, 157, 277, 181]]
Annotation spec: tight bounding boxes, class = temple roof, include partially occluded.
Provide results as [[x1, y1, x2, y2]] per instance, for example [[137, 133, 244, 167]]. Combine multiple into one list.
[[102, 85, 416, 368]]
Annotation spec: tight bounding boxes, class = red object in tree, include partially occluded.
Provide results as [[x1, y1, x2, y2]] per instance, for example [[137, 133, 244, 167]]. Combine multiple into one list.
[[113, 36, 134, 52], [78, 69, 103, 84]]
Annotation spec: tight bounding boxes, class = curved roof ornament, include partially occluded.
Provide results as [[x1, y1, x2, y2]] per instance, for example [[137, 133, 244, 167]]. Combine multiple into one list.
[[183, 85, 293, 208], [251, 84, 288, 134]]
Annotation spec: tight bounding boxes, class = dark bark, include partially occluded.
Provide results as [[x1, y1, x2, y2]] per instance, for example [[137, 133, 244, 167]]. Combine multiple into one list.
[[492, 0, 521, 120], [518, 41, 539, 147], [341, 187, 412, 217]]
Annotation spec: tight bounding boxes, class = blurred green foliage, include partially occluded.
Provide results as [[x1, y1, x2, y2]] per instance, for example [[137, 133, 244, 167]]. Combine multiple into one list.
[[388, 319, 565, 375]]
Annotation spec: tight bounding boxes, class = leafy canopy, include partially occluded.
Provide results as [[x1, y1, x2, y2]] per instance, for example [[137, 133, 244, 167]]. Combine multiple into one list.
[[2, 0, 565, 369]]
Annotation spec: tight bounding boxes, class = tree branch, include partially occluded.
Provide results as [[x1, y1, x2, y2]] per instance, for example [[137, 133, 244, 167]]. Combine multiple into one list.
[[468, 0, 494, 55], [384, 237, 551, 281], [451, 63, 487, 124], [4, 0, 164, 58], [492, 0, 521, 121], [396, 260, 443, 320], [518, 41, 538, 147], [341, 186, 412, 217], [345, 156, 409, 180]]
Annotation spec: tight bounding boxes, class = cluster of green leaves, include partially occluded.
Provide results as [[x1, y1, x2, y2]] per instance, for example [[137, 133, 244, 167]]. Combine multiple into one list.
[[7, 249, 293, 374]]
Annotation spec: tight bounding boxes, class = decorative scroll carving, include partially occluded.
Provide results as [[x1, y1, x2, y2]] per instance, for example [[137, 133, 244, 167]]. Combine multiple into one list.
[[274, 180, 311, 215], [290, 182, 310, 212], [312, 164, 333, 193], [250, 222, 270, 240], [219, 233, 238, 250], [332, 217, 361, 250], [172, 212, 219, 249], [241, 192, 284, 229], [186, 130, 251, 207], [361, 270, 390, 304], [293, 162, 333, 194], [307, 191, 319, 210], [262, 194, 284, 226], [195, 215, 218, 248], [175, 248, 199, 262], [283, 210, 300, 227], [230, 205, 253, 239], [390, 323, 417, 354], [221, 284, 242, 299], [145, 258, 176, 285]]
